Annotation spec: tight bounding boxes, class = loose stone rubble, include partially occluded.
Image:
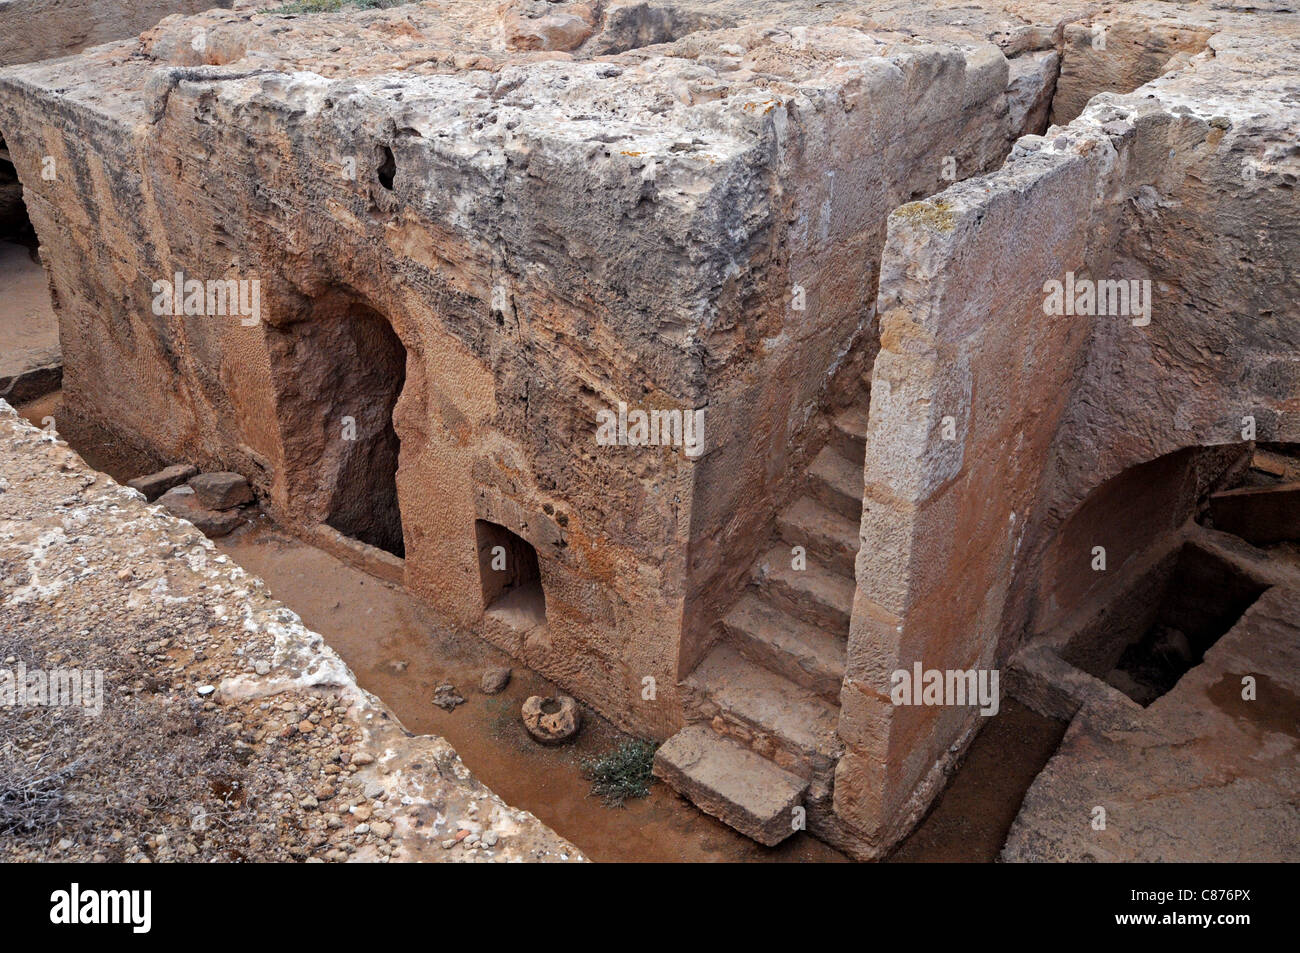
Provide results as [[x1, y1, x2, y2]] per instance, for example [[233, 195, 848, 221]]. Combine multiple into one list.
[[127, 462, 198, 501], [0, 0, 1295, 860], [0, 401, 582, 862]]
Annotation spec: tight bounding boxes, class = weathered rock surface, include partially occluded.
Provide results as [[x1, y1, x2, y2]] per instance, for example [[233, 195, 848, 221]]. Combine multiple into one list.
[[0, 400, 582, 863], [654, 724, 807, 845], [189, 470, 253, 510], [157, 484, 244, 538], [127, 462, 197, 501], [0, 0, 234, 67]]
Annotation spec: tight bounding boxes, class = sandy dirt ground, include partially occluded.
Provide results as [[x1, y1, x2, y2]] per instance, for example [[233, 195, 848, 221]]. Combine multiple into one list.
[[0, 241, 59, 396]]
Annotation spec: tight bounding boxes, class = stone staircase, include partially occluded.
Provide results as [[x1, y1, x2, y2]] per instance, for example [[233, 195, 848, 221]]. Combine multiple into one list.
[[654, 403, 869, 844]]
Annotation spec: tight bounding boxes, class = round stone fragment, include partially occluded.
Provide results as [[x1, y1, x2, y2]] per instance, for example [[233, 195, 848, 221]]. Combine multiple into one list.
[[521, 694, 580, 745]]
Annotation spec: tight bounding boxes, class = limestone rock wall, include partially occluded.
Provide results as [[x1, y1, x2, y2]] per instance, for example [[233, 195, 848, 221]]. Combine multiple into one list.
[[0, 0, 1073, 745], [0, 48, 735, 738], [841, 16, 1300, 851], [2, 0, 1294, 858]]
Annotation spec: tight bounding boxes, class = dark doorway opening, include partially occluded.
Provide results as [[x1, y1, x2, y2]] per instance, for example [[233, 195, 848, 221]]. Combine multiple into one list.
[[476, 520, 546, 627], [266, 298, 408, 559], [0, 135, 36, 250], [322, 305, 406, 557]]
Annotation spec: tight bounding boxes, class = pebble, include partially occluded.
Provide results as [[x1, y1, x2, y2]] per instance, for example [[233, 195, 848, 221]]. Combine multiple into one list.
[[480, 666, 512, 694], [432, 683, 465, 711], [197, 685, 215, 696]]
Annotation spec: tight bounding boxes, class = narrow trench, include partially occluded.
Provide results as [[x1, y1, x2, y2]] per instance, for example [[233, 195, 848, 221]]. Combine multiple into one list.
[[21, 379, 1088, 863], [888, 701, 1068, 862], [12, 394, 851, 863]]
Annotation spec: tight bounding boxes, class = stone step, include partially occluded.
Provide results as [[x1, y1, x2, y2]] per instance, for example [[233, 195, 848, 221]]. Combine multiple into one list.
[[685, 645, 842, 779], [808, 443, 863, 521], [721, 593, 845, 703], [754, 545, 855, 632], [653, 725, 808, 846], [830, 404, 870, 462], [777, 495, 860, 577]]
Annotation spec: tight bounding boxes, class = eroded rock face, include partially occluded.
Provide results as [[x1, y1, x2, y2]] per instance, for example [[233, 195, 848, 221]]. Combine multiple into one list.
[[501, 1, 597, 52], [0, 401, 582, 862], [1050, 15, 1213, 125], [0, 0, 1294, 860]]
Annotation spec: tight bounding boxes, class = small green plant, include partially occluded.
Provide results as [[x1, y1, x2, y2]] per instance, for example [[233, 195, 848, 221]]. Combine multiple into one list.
[[580, 739, 658, 807], [263, 0, 410, 14]]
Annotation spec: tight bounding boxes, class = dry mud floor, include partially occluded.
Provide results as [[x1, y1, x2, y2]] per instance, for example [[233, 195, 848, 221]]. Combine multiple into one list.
[[215, 516, 848, 863]]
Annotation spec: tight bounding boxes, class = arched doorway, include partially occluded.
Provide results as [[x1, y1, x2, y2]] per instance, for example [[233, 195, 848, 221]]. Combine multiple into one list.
[[266, 296, 407, 558]]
